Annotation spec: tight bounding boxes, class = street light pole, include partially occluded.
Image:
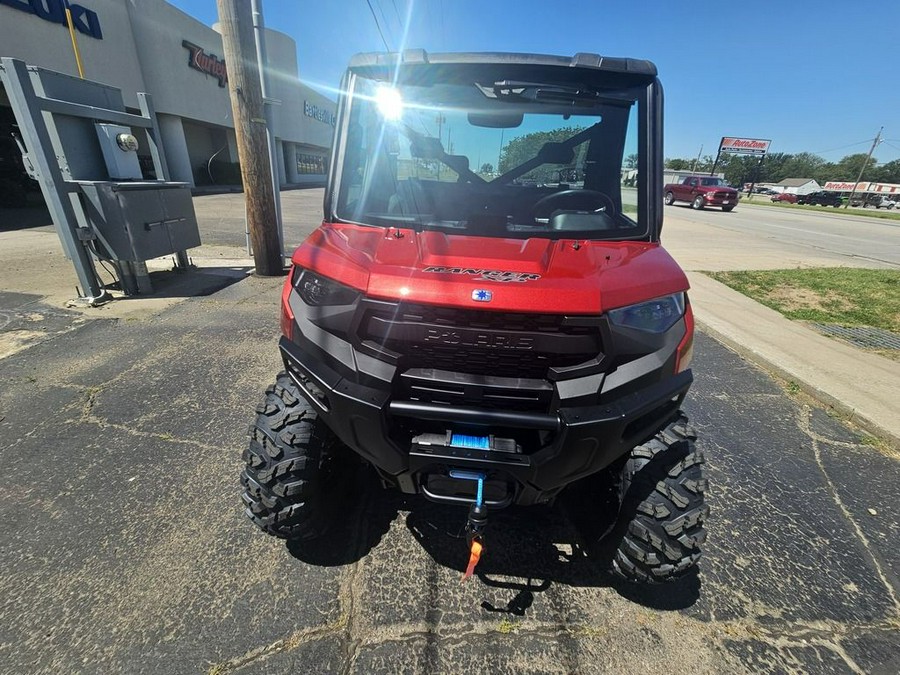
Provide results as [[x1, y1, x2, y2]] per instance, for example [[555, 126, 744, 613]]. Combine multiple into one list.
[[844, 127, 882, 209]]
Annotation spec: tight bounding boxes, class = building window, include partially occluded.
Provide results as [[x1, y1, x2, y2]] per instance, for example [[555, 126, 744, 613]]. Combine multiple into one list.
[[297, 153, 327, 175]]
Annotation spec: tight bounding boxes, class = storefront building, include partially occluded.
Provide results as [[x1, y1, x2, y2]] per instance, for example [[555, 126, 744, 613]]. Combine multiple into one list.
[[0, 0, 336, 187]]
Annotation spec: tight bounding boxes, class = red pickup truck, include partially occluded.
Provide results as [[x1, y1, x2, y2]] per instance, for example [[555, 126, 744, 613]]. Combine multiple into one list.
[[664, 176, 739, 211]]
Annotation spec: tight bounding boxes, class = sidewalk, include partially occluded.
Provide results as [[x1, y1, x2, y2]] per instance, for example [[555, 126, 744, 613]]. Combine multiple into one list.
[[687, 271, 900, 447]]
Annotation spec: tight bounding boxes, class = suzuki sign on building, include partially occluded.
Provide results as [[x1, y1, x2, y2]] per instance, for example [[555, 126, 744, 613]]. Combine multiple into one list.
[[718, 137, 771, 156], [0, 0, 102, 39]]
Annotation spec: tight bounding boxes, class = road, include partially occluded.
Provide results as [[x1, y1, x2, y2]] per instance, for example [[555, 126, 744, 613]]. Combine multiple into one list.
[[185, 188, 900, 272], [662, 201, 900, 271], [7, 187, 898, 271]]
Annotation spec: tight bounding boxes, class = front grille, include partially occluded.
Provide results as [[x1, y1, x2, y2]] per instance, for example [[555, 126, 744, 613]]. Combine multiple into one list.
[[359, 302, 601, 379], [399, 369, 553, 412]]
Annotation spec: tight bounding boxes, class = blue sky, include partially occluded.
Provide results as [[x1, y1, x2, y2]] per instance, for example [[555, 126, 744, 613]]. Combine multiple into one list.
[[170, 0, 900, 164]]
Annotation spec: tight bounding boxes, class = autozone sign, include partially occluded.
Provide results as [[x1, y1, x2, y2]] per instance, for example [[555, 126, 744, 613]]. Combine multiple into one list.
[[719, 137, 771, 156], [824, 181, 871, 192]]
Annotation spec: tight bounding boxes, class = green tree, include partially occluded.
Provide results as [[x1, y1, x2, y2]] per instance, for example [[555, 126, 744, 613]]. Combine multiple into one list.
[[720, 155, 760, 186], [873, 159, 900, 184], [665, 158, 690, 170], [779, 152, 827, 180], [833, 153, 877, 181]]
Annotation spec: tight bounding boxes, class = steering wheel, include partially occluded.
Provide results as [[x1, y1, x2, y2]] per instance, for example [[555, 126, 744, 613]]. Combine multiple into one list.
[[531, 189, 615, 221]]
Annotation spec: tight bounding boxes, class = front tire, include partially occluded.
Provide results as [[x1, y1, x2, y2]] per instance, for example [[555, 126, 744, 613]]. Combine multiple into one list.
[[722, 206, 735, 212], [664, 191, 675, 206], [691, 195, 705, 210], [241, 372, 354, 540], [611, 414, 709, 583]]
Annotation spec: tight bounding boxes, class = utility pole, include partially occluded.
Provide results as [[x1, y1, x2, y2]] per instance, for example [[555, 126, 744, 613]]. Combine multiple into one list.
[[216, 0, 282, 275], [844, 127, 882, 210], [690, 144, 703, 174]]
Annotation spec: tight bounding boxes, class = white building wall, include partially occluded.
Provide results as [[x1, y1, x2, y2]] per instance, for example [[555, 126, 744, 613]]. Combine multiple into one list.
[[0, 0, 147, 106], [0, 0, 335, 184], [157, 113, 194, 185], [127, 0, 234, 127]]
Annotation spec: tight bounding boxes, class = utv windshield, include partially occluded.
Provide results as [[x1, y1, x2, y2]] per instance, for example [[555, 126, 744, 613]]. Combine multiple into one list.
[[333, 65, 649, 240]]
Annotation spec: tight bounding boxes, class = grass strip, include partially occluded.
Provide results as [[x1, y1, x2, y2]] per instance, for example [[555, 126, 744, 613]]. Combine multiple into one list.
[[738, 196, 900, 222], [705, 268, 900, 333]]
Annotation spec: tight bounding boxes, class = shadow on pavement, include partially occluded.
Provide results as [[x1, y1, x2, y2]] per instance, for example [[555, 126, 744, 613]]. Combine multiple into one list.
[[406, 496, 701, 614], [287, 463, 701, 613], [286, 466, 407, 567], [91, 264, 255, 300], [0, 198, 53, 231]]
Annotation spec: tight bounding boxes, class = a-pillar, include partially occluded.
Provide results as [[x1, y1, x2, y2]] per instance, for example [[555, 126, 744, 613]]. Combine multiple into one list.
[[285, 142, 300, 183], [157, 114, 194, 186]]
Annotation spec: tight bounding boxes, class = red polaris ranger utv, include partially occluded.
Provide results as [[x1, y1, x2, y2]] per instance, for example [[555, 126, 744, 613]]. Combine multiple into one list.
[[241, 50, 708, 583]]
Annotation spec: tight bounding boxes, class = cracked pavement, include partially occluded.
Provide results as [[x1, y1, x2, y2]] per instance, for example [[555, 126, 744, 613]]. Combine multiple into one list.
[[1, 275, 899, 674]]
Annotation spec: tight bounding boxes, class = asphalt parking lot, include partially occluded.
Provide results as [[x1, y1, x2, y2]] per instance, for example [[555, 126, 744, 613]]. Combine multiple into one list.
[[1, 191, 900, 673], [1, 273, 899, 674]]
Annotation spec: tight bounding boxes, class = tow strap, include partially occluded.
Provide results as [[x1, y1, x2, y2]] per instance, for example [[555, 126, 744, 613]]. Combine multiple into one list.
[[450, 469, 488, 581]]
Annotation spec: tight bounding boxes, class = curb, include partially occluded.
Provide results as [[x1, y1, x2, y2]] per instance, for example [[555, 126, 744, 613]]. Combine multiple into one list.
[[695, 317, 900, 451]]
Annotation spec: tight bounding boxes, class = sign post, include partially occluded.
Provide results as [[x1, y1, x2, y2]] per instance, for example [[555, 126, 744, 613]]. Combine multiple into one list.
[[714, 137, 772, 194]]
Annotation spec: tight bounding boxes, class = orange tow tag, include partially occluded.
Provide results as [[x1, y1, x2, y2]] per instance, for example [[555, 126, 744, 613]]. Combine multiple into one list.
[[462, 539, 483, 581]]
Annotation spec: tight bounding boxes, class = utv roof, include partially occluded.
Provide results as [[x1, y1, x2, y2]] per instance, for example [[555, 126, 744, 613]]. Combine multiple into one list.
[[348, 50, 657, 77]]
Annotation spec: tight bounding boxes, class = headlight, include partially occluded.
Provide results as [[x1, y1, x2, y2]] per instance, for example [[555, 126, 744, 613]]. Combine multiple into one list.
[[608, 293, 685, 333], [294, 270, 359, 306]]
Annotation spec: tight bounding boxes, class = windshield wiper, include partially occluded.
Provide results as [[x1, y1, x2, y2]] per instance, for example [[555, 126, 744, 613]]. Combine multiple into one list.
[[493, 80, 601, 103], [401, 125, 486, 185], [476, 81, 634, 108], [490, 123, 600, 186]]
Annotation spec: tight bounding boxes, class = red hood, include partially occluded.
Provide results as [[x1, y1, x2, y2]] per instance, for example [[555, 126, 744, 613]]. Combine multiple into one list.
[[292, 223, 689, 313]]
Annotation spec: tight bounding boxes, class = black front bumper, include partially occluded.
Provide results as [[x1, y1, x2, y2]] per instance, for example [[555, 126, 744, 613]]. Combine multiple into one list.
[[279, 336, 692, 506]]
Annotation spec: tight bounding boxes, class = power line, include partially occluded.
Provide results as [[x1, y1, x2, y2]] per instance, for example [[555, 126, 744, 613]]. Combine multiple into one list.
[[365, 0, 390, 50], [375, 0, 395, 48], [390, 0, 403, 26], [808, 139, 874, 156]]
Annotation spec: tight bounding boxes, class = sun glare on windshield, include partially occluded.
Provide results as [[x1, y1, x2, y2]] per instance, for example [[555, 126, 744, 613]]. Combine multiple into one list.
[[335, 70, 645, 241]]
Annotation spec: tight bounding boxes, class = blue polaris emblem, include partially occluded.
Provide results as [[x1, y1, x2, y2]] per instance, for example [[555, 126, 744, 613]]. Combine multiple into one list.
[[472, 289, 492, 302]]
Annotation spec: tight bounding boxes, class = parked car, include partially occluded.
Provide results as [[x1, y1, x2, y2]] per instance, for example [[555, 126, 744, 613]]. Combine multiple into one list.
[[771, 193, 798, 203], [797, 191, 843, 207], [867, 196, 896, 210]]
